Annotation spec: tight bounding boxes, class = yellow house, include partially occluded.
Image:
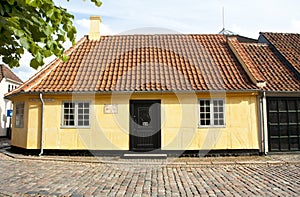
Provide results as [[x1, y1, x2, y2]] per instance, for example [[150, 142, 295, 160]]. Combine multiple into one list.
[[7, 17, 299, 156]]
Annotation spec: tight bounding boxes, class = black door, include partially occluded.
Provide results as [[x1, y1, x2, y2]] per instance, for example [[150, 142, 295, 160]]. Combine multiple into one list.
[[267, 98, 300, 151], [130, 100, 161, 151]]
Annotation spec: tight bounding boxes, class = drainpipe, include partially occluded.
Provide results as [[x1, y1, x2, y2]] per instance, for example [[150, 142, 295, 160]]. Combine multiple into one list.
[[39, 93, 44, 156], [261, 91, 268, 155], [258, 93, 264, 154]]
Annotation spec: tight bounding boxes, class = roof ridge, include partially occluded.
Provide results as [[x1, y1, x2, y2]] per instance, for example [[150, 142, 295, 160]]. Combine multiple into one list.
[[5, 36, 88, 97], [240, 42, 268, 47], [228, 37, 266, 87], [90, 33, 227, 37]]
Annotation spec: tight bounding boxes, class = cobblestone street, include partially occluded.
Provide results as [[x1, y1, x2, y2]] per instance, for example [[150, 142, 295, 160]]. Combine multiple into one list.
[[0, 149, 299, 197]]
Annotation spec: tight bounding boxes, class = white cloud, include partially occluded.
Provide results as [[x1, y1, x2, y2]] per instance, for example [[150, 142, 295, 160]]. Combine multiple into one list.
[[54, 0, 300, 38]]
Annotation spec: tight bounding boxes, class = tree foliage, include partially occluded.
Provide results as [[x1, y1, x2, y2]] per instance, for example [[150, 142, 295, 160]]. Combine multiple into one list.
[[0, 0, 101, 69]]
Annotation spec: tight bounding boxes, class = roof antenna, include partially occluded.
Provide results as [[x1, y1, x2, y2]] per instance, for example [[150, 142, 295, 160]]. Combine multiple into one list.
[[219, 7, 235, 35]]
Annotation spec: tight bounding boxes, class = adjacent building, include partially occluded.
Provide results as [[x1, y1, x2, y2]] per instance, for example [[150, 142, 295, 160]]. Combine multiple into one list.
[[0, 64, 23, 137]]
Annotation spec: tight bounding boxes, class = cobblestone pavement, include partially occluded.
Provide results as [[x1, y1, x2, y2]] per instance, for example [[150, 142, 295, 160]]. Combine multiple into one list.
[[0, 138, 299, 197]]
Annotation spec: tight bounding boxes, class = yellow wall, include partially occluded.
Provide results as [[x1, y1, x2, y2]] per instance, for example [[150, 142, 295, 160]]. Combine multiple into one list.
[[10, 92, 259, 151]]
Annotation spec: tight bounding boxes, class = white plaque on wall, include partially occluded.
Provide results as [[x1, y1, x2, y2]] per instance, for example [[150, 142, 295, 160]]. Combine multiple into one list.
[[104, 104, 118, 114]]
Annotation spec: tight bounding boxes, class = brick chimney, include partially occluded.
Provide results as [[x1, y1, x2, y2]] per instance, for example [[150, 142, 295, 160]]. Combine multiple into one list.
[[89, 16, 102, 40]]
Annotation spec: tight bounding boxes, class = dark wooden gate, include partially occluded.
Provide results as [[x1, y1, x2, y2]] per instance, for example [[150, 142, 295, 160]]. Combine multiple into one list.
[[267, 98, 300, 151]]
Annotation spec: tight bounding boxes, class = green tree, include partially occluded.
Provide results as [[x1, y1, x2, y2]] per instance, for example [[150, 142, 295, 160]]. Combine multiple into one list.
[[0, 0, 101, 69]]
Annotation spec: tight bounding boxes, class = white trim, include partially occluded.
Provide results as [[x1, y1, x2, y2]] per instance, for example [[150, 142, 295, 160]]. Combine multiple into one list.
[[5, 78, 23, 85], [198, 98, 226, 128], [61, 100, 91, 129]]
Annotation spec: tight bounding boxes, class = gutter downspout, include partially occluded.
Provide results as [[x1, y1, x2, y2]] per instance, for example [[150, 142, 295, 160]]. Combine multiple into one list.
[[39, 93, 44, 156], [258, 92, 264, 155], [261, 91, 268, 155]]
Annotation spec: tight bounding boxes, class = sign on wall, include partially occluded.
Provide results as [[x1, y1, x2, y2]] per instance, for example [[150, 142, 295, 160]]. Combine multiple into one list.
[[104, 104, 118, 114], [7, 109, 13, 117]]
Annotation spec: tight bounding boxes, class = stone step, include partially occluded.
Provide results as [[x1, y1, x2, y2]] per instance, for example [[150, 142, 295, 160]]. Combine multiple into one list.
[[122, 153, 167, 159]]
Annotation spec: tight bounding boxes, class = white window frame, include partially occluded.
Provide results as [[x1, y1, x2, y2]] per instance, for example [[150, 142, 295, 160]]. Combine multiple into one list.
[[62, 101, 91, 128], [15, 102, 25, 128], [198, 99, 225, 128]]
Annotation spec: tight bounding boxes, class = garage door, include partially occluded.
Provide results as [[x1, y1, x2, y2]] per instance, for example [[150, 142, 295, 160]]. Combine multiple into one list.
[[267, 98, 300, 152]]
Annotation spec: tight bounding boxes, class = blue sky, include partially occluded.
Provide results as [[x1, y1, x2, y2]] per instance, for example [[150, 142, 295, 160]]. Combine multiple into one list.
[[13, 0, 300, 81]]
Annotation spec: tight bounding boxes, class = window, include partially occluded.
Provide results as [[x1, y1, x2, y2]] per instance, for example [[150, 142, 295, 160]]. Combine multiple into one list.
[[8, 84, 10, 92], [15, 102, 25, 128], [199, 99, 225, 127], [62, 101, 90, 127]]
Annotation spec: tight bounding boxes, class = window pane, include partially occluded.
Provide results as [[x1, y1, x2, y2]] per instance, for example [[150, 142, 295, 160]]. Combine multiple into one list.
[[199, 100, 210, 126], [279, 113, 288, 123], [270, 138, 280, 151], [270, 125, 280, 136], [269, 100, 277, 111], [280, 138, 289, 150], [212, 99, 224, 126], [269, 112, 278, 123], [289, 112, 297, 123], [15, 103, 24, 128], [289, 125, 298, 136], [288, 100, 296, 111], [280, 125, 288, 136], [214, 120, 218, 125], [77, 102, 90, 127], [219, 120, 224, 125], [278, 100, 287, 111], [63, 102, 75, 126], [290, 138, 299, 150]]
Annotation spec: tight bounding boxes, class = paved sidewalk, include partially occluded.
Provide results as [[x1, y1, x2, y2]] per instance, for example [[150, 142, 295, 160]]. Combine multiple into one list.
[[0, 138, 299, 196]]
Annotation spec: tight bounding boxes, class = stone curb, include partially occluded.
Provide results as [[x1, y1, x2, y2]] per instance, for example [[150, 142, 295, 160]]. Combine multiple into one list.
[[2, 149, 300, 167]]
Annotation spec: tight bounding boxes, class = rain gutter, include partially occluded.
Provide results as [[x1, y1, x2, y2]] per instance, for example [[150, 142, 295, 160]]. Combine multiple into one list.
[[39, 93, 45, 156]]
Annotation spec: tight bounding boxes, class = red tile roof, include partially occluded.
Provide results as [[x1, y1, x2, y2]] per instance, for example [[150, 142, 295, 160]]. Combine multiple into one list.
[[6, 34, 257, 97], [261, 32, 300, 75], [232, 40, 300, 91], [0, 64, 23, 83], [228, 38, 265, 83]]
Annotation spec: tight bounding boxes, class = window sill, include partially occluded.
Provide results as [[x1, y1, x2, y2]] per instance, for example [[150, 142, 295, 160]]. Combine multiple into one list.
[[198, 125, 226, 129], [61, 126, 91, 129]]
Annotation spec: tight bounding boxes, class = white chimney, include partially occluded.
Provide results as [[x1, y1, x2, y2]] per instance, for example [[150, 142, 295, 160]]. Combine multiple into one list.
[[89, 16, 102, 40]]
